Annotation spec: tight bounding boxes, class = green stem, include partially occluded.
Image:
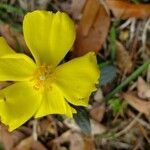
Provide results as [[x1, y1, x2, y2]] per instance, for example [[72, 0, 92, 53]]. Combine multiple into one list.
[[110, 25, 116, 63], [105, 60, 150, 100]]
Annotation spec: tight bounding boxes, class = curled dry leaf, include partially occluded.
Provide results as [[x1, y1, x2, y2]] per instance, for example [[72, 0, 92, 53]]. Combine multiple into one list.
[[106, 0, 150, 19], [123, 92, 150, 116], [137, 77, 150, 99], [0, 24, 29, 53], [73, 0, 110, 56], [116, 41, 133, 74]]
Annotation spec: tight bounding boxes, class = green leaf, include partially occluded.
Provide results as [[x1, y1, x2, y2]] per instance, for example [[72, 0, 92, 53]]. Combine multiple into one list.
[[99, 64, 117, 86], [108, 98, 122, 116], [73, 106, 91, 135]]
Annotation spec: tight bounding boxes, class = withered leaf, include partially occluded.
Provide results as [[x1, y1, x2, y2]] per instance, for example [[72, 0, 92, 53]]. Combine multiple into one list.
[[0, 24, 29, 53], [73, 0, 110, 56], [123, 92, 150, 116], [106, 0, 150, 19], [116, 41, 133, 74], [13, 136, 47, 150]]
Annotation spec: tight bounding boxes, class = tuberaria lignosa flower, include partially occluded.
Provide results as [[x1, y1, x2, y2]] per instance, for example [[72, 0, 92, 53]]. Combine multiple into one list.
[[0, 10, 100, 131]]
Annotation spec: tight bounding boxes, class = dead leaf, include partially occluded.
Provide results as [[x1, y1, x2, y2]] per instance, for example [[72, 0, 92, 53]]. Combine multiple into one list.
[[116, 41, 133, 74], [71, 0, 86, 20], [0, 24, 29, 53], [106, 0, 150, 19], [39, 117, 57, 136], [0, 125, 25, 150], [90, 119, 106, 135], [137, 77, 150, 99], [94, 88, 104, 103], [73, 0, 110, 56], [13, 136, 47, 150], [49, 130, 84, 150], [83, 135, 96, 150], [90, 104, 105, 122], [123, 92, 150, 116]]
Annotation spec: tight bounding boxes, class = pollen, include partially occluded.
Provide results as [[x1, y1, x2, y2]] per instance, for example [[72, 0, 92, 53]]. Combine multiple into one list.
[[32, 65, 55, 90]]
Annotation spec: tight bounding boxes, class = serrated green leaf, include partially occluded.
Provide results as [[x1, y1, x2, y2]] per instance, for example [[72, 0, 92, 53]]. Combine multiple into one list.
[[73, 106, 91, 135], [99, 64, 117, 86]]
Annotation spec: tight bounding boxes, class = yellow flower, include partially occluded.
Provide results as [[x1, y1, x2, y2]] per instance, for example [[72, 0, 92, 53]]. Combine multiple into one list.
[[0, 10, 100, 131]]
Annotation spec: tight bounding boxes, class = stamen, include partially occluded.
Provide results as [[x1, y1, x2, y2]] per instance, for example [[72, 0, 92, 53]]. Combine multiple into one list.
[[32, 64, 55, 90]]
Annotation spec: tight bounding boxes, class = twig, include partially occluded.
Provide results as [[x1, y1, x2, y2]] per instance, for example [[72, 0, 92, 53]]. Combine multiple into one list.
[[32, 119, 38, 141], [128, 18, 136, 45], [115, 113, 142, 137], [119, 18, 133, 30], [141, 18, 150, 50], [129, 111, 150, 130]]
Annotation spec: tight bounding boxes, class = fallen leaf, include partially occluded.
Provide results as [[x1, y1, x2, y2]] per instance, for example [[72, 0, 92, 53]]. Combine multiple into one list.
[[0, 23, 29, 53], [137, 77, 150, 99], [94, 88, 104, 103], [39, 117, 57, 136], [0, 125, 25, 150], [73, 0, 110, 56], [106, 0, 150, 19], [116, 41, 133, 74], [49, 130, 84, 150], [13, 136, 47, 150], [123, 92, 150, 116], [71, 0, 86, 20], [83, 135, 96, 150], [90, 119, 106, 135], [90, 103, 105, 122]]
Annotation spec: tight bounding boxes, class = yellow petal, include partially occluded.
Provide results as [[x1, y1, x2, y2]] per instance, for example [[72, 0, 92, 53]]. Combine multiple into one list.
[[54, 52, 100, 106], [0, 37, 15, 56], [0, 53, 36, 81], [23, 10, 75, 66], [0, 82, 42, 131], [35, 84, 74, 118]]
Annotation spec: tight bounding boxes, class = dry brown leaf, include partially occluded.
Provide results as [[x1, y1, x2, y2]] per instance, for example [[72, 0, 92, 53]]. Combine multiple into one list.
[[116, 41, 133, 74], [106, 0, 150, 19], [90, 104, 105, 122], [73, 0, 110, 56], [94, 88, 104, 103], [0, 24, 29, 53], [49, 130, 84, 150], [39, 117, 57, 136], [137, 77, 150, 99], [0, 125, 25, 150], [123, 92, 150, 116], [90, 119, 106, 135], [71, 0, 86, 20], [13, 136, 47, 150], [83, 135, 96, 150]]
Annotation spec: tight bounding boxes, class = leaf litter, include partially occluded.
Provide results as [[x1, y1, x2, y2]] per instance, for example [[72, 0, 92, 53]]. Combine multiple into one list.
[[0, 0, 150, 149]]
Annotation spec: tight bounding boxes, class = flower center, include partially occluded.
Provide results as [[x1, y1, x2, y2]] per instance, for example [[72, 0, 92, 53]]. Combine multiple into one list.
[[32, 65, 55, 90]]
